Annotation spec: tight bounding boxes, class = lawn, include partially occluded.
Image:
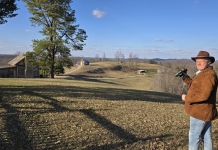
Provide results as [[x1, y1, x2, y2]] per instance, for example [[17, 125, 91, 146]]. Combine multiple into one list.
[[0, 64, 218, 149]]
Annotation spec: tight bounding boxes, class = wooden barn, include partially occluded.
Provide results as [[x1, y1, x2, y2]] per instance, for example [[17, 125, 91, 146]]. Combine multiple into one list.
[[0, 55, 40, 78]]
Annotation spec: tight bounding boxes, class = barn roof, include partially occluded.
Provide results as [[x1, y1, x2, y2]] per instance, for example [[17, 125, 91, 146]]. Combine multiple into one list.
[[8, 55, 25, 66], [0, 65, 15, 69]]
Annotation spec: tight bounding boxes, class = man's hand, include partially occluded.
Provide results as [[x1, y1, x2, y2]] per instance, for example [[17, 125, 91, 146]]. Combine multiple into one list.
[[182, 94, 186, 101]]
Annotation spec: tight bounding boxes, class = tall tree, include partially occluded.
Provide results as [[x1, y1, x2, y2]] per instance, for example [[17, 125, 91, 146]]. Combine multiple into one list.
[[23, 0, 87, 78], [0, 0, 18, 24]]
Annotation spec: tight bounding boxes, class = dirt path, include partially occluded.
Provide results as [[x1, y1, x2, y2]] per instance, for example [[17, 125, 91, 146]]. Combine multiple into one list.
[[64, 65, 82, 75]]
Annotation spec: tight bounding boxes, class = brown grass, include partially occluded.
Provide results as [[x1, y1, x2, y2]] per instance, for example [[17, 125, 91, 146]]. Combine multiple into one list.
[[64, 61, 159, 78], [0, 62, 218, 150]]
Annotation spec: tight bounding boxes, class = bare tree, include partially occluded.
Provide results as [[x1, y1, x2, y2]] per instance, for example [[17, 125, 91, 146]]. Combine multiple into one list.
[[128, 53, 134, 68], [128, 53, 138, 69], [95, 54, 99, 62], [143, 57, 147, 63], [114, 51, 124, 64], [120, 53, 125, 63], [149, 61, 197, 95], [133, 53, 139, 69], [102, 52, 106, 62], [15, 51, 24, 56]]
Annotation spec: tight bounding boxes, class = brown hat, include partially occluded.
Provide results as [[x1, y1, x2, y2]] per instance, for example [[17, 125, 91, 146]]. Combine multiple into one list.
[[191, 51, 215, 64]]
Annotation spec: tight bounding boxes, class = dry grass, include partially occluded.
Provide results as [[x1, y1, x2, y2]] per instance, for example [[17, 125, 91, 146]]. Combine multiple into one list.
[[64, 61, 159, 78], [0, 62, 218, 150]]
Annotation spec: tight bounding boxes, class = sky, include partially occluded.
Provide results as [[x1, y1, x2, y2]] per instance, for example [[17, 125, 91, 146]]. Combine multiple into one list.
[[0, 0, 218, 59]]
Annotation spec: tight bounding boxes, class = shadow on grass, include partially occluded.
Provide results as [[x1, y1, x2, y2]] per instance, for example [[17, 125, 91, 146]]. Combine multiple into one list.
[[1, 84, 182, 104], [0, 84, 183, 149], [81, 108, 172, 150], [0, 96, 33, 149], [57, 74, 123, 86]]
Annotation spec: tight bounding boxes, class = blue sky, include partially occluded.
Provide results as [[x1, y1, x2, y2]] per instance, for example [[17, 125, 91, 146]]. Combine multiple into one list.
[[0, 0, 218, 59]]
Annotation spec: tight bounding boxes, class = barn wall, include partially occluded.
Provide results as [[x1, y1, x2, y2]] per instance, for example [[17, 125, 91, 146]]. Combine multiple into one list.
[[0, 57, 40, 78], [0, 67, 16, 78]]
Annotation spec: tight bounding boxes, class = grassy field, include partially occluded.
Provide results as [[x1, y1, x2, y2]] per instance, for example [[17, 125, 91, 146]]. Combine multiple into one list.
[[0, 62, 218, 150]]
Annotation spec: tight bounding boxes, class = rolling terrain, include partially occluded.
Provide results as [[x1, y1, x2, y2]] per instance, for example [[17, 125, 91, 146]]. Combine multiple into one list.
[[0, 61, 217, 149]]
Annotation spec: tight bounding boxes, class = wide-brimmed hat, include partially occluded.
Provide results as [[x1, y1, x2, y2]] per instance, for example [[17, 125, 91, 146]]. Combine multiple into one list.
[[191, 51, 215, 64]]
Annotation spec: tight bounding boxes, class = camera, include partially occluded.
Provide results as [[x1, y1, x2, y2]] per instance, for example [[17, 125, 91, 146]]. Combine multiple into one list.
[[175, 68, 188, 77]]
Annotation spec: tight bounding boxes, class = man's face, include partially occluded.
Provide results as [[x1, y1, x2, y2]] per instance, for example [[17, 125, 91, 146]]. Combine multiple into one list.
[[195, 59, 209, 70]]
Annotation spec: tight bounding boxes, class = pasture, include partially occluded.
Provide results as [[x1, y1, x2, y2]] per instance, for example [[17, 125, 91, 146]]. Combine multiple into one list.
[[0, 62, 218, 149]]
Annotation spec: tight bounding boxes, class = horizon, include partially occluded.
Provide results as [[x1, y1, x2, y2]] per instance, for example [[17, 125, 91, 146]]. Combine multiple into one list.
[[0, 53, 193, 61]]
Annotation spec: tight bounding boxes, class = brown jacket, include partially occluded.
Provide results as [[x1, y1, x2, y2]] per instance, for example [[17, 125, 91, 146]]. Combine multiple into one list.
[[183, 66, 218, 121]]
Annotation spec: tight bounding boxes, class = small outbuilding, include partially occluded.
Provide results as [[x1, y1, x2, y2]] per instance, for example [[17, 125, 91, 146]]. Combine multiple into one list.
[[137, 70, 147, 75], [77, 59, 89, 66]]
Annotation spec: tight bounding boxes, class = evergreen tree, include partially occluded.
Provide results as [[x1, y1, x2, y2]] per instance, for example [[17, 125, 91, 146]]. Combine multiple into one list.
[[0, 0, 18, 24], [23, 0, 87, 78]]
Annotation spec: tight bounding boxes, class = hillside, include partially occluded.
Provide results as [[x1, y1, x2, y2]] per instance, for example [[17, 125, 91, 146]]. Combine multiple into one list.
[[64, 61, 160, 77], [60, 61, 161, 90], [0, 54, 17, 65]]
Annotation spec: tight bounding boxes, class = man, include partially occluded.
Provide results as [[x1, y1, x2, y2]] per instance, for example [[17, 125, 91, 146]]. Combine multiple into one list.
[[181, 51, 218, 150]]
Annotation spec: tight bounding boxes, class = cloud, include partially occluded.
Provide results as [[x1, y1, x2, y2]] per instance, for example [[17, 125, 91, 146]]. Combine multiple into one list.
[[194, 1, 199, 4], [92, 9, 106, 18], [25, 29, 35, 32], [207, 40, 216, 42], [155, 39, 173, 42], [143, 46, 166, 48], [90, 44, 103, 47], [206, 47, 218, 51]]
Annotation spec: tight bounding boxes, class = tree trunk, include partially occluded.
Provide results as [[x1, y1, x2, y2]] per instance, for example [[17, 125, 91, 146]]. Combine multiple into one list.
[[49, 65, 54, 78], [49, 50, 55, 78]]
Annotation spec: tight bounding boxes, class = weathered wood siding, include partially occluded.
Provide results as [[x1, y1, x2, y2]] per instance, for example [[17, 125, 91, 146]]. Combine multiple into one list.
[[0, 67, 16, 78], [0, 55, 40, 78]]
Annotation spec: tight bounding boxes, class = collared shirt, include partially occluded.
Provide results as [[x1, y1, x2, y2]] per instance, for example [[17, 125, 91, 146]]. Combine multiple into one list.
[[196, 70, 201, 75]]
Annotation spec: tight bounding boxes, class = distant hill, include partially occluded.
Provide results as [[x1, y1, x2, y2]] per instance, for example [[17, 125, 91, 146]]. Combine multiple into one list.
[[152, 58, 177, 61], [1, 54, 195, 65], [0, 54, 17, 65]]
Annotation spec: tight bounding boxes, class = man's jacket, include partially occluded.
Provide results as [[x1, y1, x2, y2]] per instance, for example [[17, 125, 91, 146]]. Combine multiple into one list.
[[183, 66, 218, 121]]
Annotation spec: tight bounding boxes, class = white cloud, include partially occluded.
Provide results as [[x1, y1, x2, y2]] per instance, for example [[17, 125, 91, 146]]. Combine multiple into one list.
[[25, 29, 35, 32], [143, 46, 166, 48], [173, 48, 180, 50], [155, 39, 173, 42], [150, 49, 159, 53], [207, 47, 218, 51], [115, 48, 122, 50], [92, 9, 106, 18], [16, 46, 24, 48]]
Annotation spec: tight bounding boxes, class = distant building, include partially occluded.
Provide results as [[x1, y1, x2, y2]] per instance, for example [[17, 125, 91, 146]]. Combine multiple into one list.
[[77, 59, 89, 66], [0, 54, 40, 78]]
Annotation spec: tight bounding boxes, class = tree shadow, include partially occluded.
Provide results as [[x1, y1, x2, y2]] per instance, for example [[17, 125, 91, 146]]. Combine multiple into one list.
[[0, 84, 183, 149], [58, 74, 123, 85], [80, 108, 172, 150], [0, 99, 33, 149], [1, 84, 183, 104]]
